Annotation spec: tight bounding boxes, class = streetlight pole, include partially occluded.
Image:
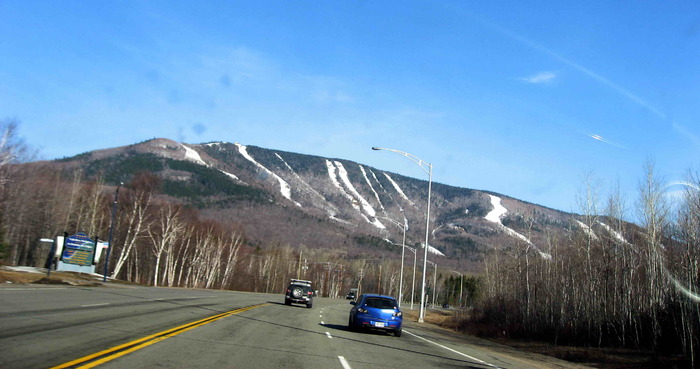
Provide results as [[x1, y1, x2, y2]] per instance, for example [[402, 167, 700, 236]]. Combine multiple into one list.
[[405, 246, 417, 310], [372, 147, 433, 323], [452, 270, 464, 307], [427, 260, 438, 308], [377, 216, 408, 307], [103, 182, 122, 282]]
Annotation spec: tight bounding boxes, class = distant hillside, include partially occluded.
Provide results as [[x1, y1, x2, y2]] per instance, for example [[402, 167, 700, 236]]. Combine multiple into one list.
[[44, 138, 611, 270]]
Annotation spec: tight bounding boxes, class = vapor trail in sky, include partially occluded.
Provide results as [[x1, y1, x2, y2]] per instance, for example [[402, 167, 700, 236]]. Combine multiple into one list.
[[587, 133, 626, 149], [472, 13, 666, 120]]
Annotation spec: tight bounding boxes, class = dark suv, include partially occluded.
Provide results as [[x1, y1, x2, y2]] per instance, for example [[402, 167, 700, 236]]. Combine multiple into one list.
[[284, 279, 314, 308]]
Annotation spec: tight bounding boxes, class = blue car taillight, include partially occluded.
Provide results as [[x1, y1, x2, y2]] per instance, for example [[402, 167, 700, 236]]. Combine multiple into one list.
[[357, 307, 368, 314], [394, 311, 402, 317]]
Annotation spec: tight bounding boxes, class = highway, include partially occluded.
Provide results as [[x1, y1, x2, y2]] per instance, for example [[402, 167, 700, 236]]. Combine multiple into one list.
[[0, 284, 587, 369]]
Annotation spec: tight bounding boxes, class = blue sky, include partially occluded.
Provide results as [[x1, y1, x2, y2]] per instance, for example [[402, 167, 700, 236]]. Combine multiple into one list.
[[1, 1, 698, 215]]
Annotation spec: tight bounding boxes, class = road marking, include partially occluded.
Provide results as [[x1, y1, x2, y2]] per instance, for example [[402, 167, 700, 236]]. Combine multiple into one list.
[[325, 332, 333, 339], [81, 303, 109, 308], [338, 356, 352, 369], [404, 330, 501, 368], [321, 321, 325, 325], [50, 303, 268, 369]]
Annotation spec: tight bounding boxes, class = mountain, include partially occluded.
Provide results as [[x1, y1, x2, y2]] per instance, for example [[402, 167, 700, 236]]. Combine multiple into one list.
[[47, 138, 595, 270]]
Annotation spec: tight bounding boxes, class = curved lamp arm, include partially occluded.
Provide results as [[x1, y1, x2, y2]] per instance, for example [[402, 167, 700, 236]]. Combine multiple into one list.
[[372, 147, 432, 175]]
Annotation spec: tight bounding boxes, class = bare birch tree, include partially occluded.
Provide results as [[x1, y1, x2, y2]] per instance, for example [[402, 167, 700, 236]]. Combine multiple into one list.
[[148, 203, 184, 286], [110, 173, 158, 279]]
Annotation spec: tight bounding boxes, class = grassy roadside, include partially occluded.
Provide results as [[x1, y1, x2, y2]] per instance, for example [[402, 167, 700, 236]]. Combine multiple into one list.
[[403, 308, 688, 369]]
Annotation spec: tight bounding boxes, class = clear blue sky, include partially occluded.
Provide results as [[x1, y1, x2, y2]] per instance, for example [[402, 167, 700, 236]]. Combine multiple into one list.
[[1, 1, 698, 215]]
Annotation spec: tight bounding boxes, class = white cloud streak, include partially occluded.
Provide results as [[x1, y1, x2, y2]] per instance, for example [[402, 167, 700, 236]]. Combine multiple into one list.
[[521, 71, 557, 84]]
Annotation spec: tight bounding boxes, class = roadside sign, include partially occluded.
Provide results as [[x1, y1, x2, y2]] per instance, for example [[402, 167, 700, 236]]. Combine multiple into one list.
[[61, 233, 95, 266]]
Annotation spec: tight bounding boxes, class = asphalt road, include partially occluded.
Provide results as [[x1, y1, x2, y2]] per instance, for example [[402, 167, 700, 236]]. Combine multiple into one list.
[[0, 284, 588, 369]]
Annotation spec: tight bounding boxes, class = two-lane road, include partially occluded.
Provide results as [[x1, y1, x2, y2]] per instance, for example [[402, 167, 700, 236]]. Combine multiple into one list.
[[0, 284, 588, 369]]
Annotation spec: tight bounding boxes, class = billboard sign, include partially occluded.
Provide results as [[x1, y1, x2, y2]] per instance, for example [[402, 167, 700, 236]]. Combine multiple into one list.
[[62, 233, 95, 266]]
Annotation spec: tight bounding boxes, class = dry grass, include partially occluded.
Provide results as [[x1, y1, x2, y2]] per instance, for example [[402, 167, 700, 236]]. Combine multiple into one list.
[[403, 307, 455, 326], [0, 268, 105, 286], [402, 308, 690, 369]]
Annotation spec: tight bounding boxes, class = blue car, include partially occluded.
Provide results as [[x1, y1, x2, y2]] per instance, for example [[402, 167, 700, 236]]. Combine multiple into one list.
[[348, 294, 403, 337]]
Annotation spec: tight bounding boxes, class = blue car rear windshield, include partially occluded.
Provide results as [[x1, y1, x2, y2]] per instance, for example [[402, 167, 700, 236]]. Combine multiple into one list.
[[365, 297, 397, 309]]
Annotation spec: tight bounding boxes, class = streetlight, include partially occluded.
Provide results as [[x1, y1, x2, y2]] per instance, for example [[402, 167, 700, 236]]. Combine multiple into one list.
[[404, 246, 417, 310], [372, 147, 433, 323], [452, 270, 464, 307], [377, 216, 408, 307], [103, 182, 122, 282], [427, 260, 438, 308]]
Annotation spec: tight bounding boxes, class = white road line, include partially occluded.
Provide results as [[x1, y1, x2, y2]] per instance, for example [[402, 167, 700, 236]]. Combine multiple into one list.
[[326, 332, 333, 339], [321, 321, 325, 325], [404, 330, 501, 368], [338, 356, 352, 369], [82, 303, 110, 307]]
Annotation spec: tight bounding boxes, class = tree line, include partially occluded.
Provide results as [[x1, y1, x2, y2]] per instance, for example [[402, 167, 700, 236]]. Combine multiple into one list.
[[457, 163, 700, 366]]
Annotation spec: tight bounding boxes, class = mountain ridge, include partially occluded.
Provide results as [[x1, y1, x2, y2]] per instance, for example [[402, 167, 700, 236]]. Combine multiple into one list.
[[43, 137, 599, 270]]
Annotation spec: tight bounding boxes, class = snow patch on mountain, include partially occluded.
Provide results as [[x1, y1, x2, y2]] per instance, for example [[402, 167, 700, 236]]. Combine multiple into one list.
[[597, 221, 631, 245], [484, 195, 508, 223], [236, 144, 300, 206], [326, 160, 345, 191], [334, 161, 385, 229], [276, 153, 337, 214], [383, 173, 413, 205], [219, 169, 243, 183], [484, 195, 552, 260], [431, 224, 444, 237], [182, 144, 207, 166], [370, 169, 403, 213], [360, 165, 385, 212], [326, 160, 384, 229], [574, 220, 599, 241], [329, 216, 355, 226], [427, 244, 445, 257], [327, 160, 365, 221]]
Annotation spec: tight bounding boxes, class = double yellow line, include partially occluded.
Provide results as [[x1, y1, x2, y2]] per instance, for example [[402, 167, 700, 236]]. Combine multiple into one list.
[[51, 303, 268, 369]]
